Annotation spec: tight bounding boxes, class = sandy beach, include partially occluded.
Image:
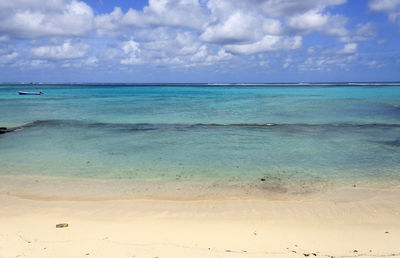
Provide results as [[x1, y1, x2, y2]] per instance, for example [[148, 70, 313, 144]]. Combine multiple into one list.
[[1, 185, 400, 258], [2, 0, 400, 255]]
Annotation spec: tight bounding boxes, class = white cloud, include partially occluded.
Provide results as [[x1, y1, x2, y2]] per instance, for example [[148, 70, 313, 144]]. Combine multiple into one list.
[[0, 0, 386, 73], [200, 0, 346, 54], [0, 35, 10, 42], [200, 12, 263, 43], [257, 0, 349, 39], [31, 40, 90, 59], [189, 46, 233, 65], [120, 39, 142, 65], [263, 19, 283, 35], [4, 52, 18, 61], [307, 47, 316, 54], [258, 0, 347, 16], [30, 59, 50, 68], [293, 43, 363, 72], [117, 29, 232, 67], [224, 35, 302, 55], [298, 55, 351, 71], [366, 60, 385, 68], [95, 7, 123, 36], [205, 49, 233, 63], [0, 0, 93, 39], [287, 10, 348, 36], [377, 39, 387, 45], [139, 29, 201, 57], [369, 0, 400, 22], [369, 0, 400, 12], [283, 57, 292, 69], [84, 56, 99, 66], [95, 0, 208, 35], [338, 43, 358, 54], [126, 0, 207, 29], [0, 52, 19, 65], [94, 0, 349, 59], [197, 0, 287, 58], [340, 23, 377, 42], [287, 10, 328, 31]]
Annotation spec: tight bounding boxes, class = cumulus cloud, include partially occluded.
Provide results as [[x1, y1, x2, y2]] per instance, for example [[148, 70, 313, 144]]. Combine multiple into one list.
[[30, 59, 50, 68], [0, 35, 10, 42], [201, 0, 347, 54], [0, 0, 387, 74], [94, 0, 350, 57], [263, 19, 283, 35], [120, 39, 142, 65], [200, 11, 264, 44], [298, 54, 356, 71], [204, 49, 233, 63], [0, 51, 19, 65], [125, 0, 207, 28], [189, 46, 233, 65], [258, 0, 347, 17], [369, 0, 400, 22], [287, 10, 329, 31], [118, 30, 232, 67], [84, 56, 99, 66], [198, 0, 286, 56], [257, 0, 349, 38], [340, 23, 377, 42], [31, 40, 90, 59], [283, 57, 292, 69], [338, 43, 358, 54], [95, 0, 208, 35], [95, 7, 124, 36], [224, 35, 302, 55], [286, 11, 348, 36], [0, 0, 93, 39]]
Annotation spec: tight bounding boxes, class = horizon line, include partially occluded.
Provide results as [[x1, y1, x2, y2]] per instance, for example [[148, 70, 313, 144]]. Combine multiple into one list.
[[2, 81, 400, 85]]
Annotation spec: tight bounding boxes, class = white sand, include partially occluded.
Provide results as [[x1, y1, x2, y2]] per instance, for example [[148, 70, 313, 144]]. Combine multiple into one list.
[[1, 186, 400, 258]]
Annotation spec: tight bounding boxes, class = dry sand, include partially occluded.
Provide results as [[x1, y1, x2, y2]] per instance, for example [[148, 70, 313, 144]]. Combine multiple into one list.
[[1, 185, 400, 258]]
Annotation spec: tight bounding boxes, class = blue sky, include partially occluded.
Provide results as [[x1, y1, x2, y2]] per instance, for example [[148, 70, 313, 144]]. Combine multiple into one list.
[[0, 0, 400, 83]]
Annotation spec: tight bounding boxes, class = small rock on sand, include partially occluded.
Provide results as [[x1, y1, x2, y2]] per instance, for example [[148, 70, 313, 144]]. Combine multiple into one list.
[[56, 223, 68, 228]]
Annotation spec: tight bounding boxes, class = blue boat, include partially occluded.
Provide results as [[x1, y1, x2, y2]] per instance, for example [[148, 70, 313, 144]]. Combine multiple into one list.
[[18, 91, 43, 95]]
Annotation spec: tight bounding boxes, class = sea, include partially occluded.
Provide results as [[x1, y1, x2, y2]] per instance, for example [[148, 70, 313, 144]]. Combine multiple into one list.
[[1, 83, 400, 199]]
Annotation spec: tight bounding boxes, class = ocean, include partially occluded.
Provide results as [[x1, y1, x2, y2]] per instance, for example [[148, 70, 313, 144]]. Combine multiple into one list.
[[1, 83, 400, 199]]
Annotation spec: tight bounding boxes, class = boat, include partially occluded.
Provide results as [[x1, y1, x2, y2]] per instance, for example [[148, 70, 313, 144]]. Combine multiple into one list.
[[18, 91, 43, 95]]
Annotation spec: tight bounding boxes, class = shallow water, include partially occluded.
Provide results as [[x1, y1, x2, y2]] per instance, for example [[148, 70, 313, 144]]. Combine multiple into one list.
[[1, 84, 400, 197]]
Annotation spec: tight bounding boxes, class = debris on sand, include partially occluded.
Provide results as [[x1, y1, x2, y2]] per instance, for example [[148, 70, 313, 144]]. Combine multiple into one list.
[[56, 223, 69, 228]]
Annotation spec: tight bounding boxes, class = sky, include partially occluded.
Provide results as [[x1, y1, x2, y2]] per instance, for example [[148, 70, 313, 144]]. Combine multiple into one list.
[[0, 0, 400, 83]]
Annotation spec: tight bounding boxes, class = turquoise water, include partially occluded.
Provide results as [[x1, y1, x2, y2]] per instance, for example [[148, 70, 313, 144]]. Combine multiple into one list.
[[1, 84, 400, 195]]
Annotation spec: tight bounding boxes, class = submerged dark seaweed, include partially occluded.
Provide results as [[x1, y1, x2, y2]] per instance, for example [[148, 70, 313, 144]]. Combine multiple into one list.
[[373, 139, 400, 147], [3, 119, 400, 134]]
